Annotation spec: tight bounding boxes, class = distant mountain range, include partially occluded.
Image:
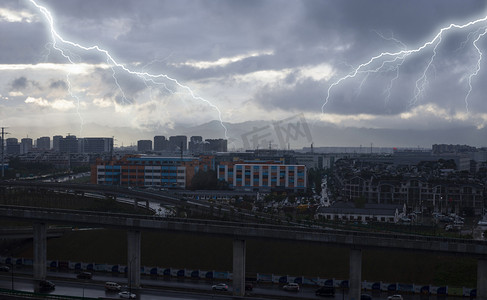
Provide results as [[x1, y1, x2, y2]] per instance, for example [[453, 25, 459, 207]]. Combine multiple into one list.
[[175, 120, 487, 150]]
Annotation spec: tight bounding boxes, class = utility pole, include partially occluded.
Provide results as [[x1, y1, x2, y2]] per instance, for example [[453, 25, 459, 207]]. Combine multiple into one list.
[[1, 127, 9, 178], [110, 136, 114, 162], [1, 127, 4, 178]]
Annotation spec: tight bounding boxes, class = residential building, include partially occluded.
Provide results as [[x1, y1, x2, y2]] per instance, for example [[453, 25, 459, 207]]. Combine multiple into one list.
[[59, 135, 79, 153], [137, 140, 152, 152], [169, 135, 187, 151], [188, 136, 203, 153], [52, 135, 62, 152], [36, 137, 51, 150], [154, 136, 168, 151], [79, 138, 113, 153], [6, 138, 20, 155], [206, 138, 227, 152], [20, 138, 33, 154]]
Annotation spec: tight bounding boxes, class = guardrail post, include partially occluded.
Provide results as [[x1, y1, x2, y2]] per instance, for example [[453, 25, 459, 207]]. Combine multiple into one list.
[[478, 258, 487, 300], [33, 222, 47, 281], [233, 239, 246, 296], [349, 247, 362, 300], [127, 230, 141, 289]]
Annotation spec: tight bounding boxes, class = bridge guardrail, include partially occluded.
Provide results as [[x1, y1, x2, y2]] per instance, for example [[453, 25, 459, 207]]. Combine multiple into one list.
[[0, 204, 486, 248]]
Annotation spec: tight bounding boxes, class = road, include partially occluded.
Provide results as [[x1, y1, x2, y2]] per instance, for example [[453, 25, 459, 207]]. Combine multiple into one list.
[[0, 268, 466, 300]]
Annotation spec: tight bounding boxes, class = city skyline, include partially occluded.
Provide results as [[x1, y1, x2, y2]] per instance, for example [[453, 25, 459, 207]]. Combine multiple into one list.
[[1, 1, 487, 148]]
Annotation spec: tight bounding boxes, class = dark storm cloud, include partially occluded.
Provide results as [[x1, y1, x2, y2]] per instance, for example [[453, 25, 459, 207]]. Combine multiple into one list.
[[11, 77, 28, 90], [255, 78, 324, 113], [49, 80, 67, 90], [0, 21, 47, 64], [3, 0, 487, 124]]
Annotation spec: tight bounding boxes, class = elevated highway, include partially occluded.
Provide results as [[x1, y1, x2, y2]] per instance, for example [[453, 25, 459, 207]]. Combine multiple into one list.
[[0, 181, 272, 223], [0, 205, 487, 299], [1, 181, 487, 299]]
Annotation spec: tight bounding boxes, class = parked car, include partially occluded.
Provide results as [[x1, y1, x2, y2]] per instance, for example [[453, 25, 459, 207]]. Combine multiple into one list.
[[76, 272, 92, 279], [212, 283, 228, 291], [283, 282, 300, 291], [38, 280, 55, 291], [361, 294, 373, 300], [388, 295, 403, 300], [0, 265, 10, 272], [316, 285, 335, 296], [118, 291, 136, 299], [245, 282, 253, 291], [105, 281, 121, 291]]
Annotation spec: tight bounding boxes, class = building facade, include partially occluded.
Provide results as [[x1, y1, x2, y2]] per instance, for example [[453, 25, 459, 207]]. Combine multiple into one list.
[[20, 138, 33, 154], [218, 162, 307, 192], [79, 138, 113, 153], [59, 135, 79, 153], [36, 137, 51, 150], [137, 140, 152, 152], [92, 155, 212, 189], [154, 136, 168, 151], [169, 135, 187, 151], [6, 138, 20, 155]]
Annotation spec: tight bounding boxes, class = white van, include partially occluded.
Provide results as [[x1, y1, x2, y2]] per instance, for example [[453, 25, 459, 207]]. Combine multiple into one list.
[[105, 281, 121, 291]]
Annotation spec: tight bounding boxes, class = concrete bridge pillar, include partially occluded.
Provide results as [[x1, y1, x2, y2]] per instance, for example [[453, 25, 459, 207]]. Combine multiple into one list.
[[127, 230, 141, 289], [232, 239, 246, 296], [478, 259, 487, 300], [33, 222, 47, 281], [349, 248, 362, 300]]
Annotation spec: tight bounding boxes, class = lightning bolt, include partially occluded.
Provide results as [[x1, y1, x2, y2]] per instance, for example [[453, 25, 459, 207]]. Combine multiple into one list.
[[464, 28, 487, 113], [322, 14, 487, 114], [28, 0, 229, 139]]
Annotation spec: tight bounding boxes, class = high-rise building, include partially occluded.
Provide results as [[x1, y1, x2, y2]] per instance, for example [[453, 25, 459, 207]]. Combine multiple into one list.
[[53, 135, 62, 152], [79, 138, 113, 153], [59, 135, 79, 153], [137, 140, 152, 152], [188, 136, 203, 153], [206, 139, 227, 152], [169, 135, 187, 151], [20, 138, 33, 154], [6, 138, 20, 155], [154, 136, 168, 151], [36, 136, 51, 150]]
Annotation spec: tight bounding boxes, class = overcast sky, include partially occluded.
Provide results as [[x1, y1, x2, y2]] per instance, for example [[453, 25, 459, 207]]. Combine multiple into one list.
[[1, 0, 487, 148]]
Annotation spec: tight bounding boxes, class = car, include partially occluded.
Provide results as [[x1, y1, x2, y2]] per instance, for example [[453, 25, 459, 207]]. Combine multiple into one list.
[[76, 271, 92, 279], [0, 266, 10, 272], [38, 280, 55, 291], [388, 295, 403, 300], [245, 282, 253, 291], [105, 281, 122, 291], [316, 285, 335, 296], [212, 283, 228, 291], [361, 294, 373, 300], [118, 291, 136, 299], [283, 282, 300, 292]]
